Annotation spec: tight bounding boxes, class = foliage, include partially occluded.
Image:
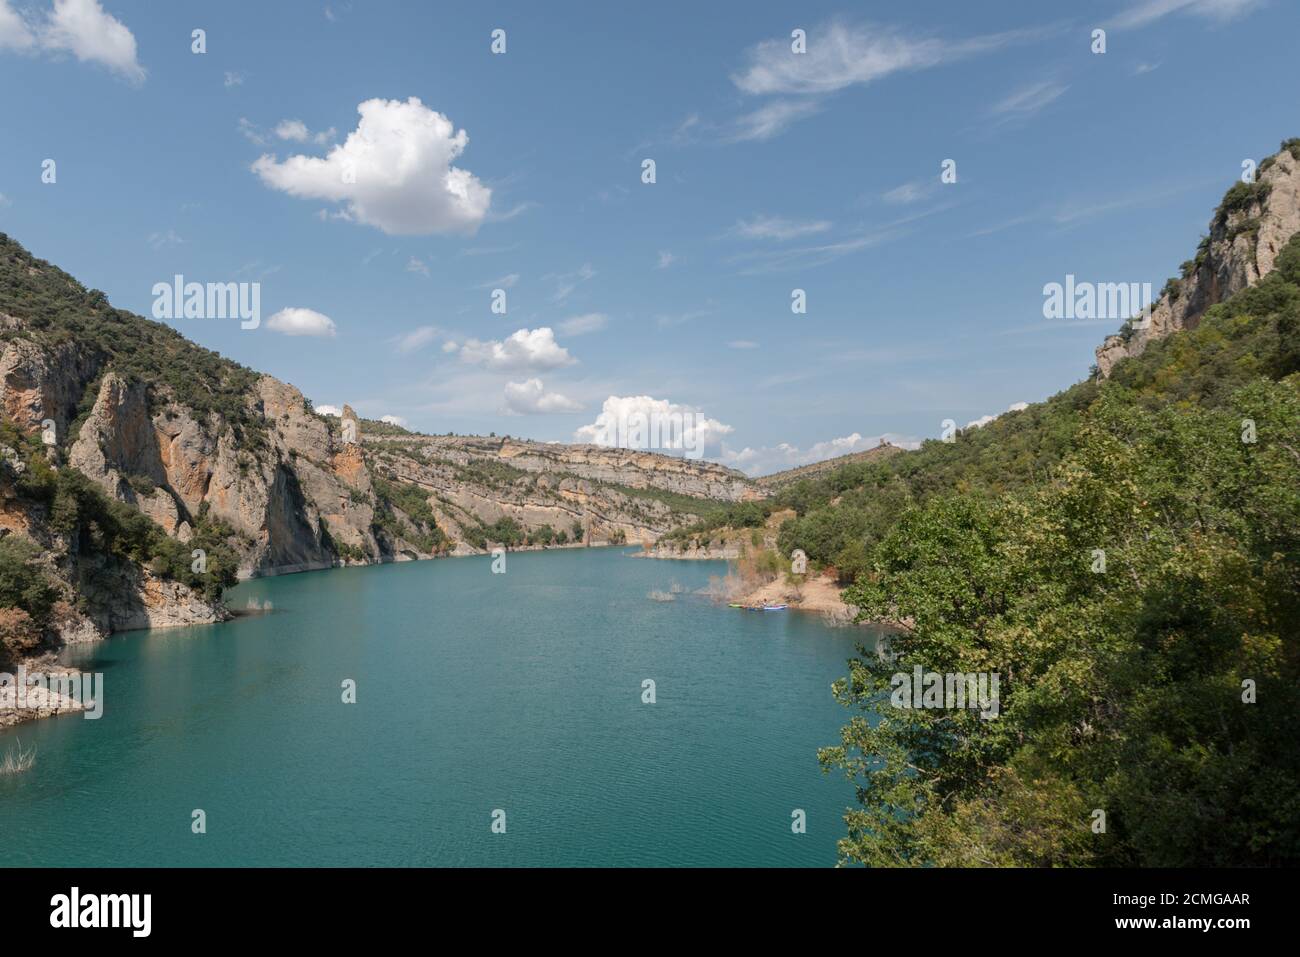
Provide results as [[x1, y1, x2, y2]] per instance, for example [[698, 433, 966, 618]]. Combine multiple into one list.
[[824, 381, 1300, 866], [371, 476, 447, 554]]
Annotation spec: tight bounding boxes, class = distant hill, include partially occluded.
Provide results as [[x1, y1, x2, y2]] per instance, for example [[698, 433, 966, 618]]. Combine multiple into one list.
[[755, 441, 904, 489]]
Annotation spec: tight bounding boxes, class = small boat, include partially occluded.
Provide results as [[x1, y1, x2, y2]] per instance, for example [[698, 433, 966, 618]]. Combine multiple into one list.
[[762, 603, 788, 611], [727, 602, 744, 608]]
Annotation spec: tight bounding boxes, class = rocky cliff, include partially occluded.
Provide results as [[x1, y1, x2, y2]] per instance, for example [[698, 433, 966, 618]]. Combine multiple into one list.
[[1096, 139, 1300, 377], [0, 232, 762, 661]]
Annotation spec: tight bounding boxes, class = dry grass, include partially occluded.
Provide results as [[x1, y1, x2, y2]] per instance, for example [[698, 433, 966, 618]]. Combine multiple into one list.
[[0, 738, 37, 775]]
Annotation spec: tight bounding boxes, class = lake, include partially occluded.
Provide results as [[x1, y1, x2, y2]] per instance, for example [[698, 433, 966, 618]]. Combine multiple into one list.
[[0, 548, 878, 866]]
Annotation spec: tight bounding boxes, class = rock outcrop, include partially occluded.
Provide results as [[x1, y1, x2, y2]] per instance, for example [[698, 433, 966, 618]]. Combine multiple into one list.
[[1096, 141, 1300, 377]]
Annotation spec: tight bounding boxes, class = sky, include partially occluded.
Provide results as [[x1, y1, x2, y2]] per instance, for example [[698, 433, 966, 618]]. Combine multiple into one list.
[[1, 0, 1296, 474]]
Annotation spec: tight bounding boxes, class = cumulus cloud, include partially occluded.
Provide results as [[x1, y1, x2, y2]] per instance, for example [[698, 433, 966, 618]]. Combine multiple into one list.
[[503, 378, 583, 414], [265, 307, 337, 337], [42, 0, 145, 82], [722, 432, 920, 477], [964, 401, 1028, 431], [251, 96, 491, 235], [574, 395, 733, 457], [274, 118, 336, 145], [454, 327, 574, 372], [315, 404, 342, 417], [380, 414, 408, 427], [0, 0, 145, 80], [558, 313, 607, 336]]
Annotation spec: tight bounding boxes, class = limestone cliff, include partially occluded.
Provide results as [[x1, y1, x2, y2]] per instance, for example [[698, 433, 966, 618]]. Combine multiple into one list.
[[1096, 140, 1300, 377]]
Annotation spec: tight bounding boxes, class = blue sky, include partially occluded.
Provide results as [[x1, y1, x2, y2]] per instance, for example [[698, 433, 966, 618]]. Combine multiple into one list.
[[1, 0, 1296, 474]]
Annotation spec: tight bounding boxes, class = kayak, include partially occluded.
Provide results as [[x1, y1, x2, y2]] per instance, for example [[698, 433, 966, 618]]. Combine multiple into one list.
[[762, 604, 788, 611]]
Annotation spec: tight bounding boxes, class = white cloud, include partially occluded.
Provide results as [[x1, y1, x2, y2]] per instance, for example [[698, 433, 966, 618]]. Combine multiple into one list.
[[727, 339, 759, 349], [0, 0, 35, 50], [486, 201, 537, 222], [223, 70, 245, 88], [476, 272, 519, 289], [456, 327, 575, 372], [1108, 0, 1261, 29], [265, 307, 337, 338], [732, 19, 1044, 96], [315, 404, 342, 417], [274, 118, 335, 145], [574, 395, 733, 455], [546, 262, 596, 302], [730, 214, 832, 241], [728, 98, 823, 141], [380, 414, 408, 427], [722, 432, 920, 476], [503, 378, 583, 414], [252, 96, 491, 235], [147, 229, 185, 250], [989, 80, 1068, 122], [883, 180, 937, 205], [41, 0, 145, 83], [558, 313, 607, 336], [964, 401, 1028, 431], [405, 256, 430, 277], [393, 325, 440, 353], [656, 250, 676, 269]]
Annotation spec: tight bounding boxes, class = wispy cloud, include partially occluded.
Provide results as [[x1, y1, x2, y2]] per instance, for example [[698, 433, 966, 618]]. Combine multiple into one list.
[[559, 313, 608, 336], [989, 79, 1069, 123], [882, 180, 939, 205], [732, 19, 1053, 97], [729, 215, 833, 241], [727, 99, 823, 141], [545, 263, 596, 302], [392, 325, 441, 353], [725, 19, 1061, 143], [1107, 0, 1262, 30]]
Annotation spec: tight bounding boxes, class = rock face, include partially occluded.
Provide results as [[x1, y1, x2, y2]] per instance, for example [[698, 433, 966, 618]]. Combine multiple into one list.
[[1096, 142, 1300, 377], [370, 433, 761, 503]]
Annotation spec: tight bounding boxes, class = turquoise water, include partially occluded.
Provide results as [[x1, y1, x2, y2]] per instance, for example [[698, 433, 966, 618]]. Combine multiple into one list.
[[0, 548, 876, 866]]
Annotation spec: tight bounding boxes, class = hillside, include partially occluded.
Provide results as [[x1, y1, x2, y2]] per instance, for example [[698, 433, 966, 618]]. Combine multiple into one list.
[[776, 140, 1300, 867], [754, 440, 903, 489], [0, 232, 759, 665]]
